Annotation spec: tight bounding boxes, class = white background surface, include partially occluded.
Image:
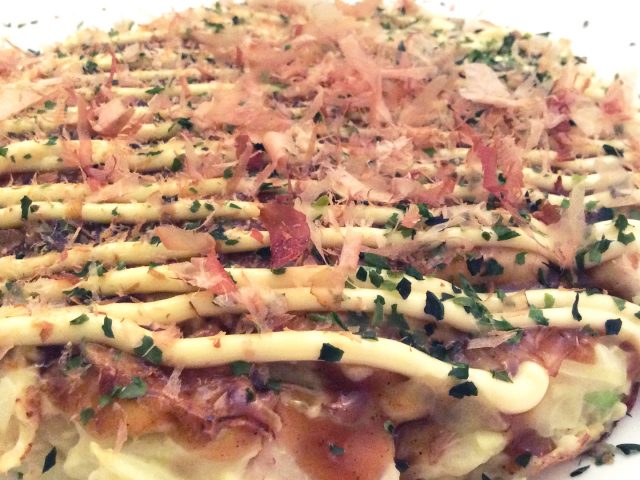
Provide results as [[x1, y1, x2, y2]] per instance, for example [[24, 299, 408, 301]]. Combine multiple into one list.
[[1, 1, 638, 479]]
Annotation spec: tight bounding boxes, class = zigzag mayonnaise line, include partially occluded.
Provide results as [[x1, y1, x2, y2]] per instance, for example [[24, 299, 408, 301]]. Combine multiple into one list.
[[4, 282, 640, 354], [0, 217, 632, 282], [0, 312, 548, 415], [0, 224, 551, 280], [0, 138, 222, 174], [0, 198, 259, 228]]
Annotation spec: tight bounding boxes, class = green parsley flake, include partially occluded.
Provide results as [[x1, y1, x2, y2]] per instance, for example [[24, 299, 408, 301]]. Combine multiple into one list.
[[617, 444, 640, 455], [69, 313, 89, 325], [230, 360, 251, 376], [603, 144, 624, 157], [396, 277, 411, 299], [373, 295, 385, 326], [491, 370, 512, 382], [20, 195, 32, 220], [42, 447, 57, 473], [605, 318, 622, 335], [318, 343, 344, 362], [424, 291, 444, 320], [329, 444, 345, 456], [448, 362, 469, 380], [543, 293, 555, 308], [170, 156, 184, 171], [145, 86, 164, 95], [190, 200, 201, 213], [102, 316, 114, 338], [448, 381, 478, 399], [132, 335, 163, 364], [492, 224, 520, 241], [529, 306, 549, 326], [118, 376, 148, 399], [572, 293, 582, 321], [404, 265, 424, 280], [79, 407, 95, 425], [363, 252, 390, 269], [515, 452, 532, 468], [569, 466, 590, 477]]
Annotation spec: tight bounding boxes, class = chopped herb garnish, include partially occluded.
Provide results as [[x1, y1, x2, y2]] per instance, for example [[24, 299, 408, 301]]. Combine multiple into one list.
[[466, 255, 483, 276], [363, 252, 389, 269], [396, 278, 411, 299], [63, 286, 93, 304], [356, 267, 367, 282], [373, 295, 385, 326], [230, 360, 251, 376], [204, 20, 225, 32], [603, 144, 624, 157], [529, 306, 549, 326], [319, 343, 344, 362], [572, 293, 582, 321], [615, 214, 629, 231], [102, 316, 114, 338], [189, 199, 201, 213], [79, 407, 95, 425], [617, 443, 640, 455], [309, 312, 347, 331], [83, 59, 99, 74], [145, 86, 164, 95], [42, 447, 57, 473], [118, 376, 148, 399], [176, 117, 193, 130], [448, 381, 478, 399], [424, 291, 444, 320], [149, 235, 162, 246], [20, 195, 32, 220], [605, 318, 622, 335], [45, 135, 58, 145], [618, 230, 636, 245], [329, 444, 345, 456], [515, 451, 532, 468], [482, 258, 504, 277], [69, 313, 89, 325], [448, 362, 469, 380], [515, 252, 527, 265], [544, 293, 555, 308], [570, 465, 590, 477], [614, 297, 626, 311], [404, 265, 424, 280], [492, 223, 520, 241], [44, 100, 56, 110], [170, 156, 184, 171], [132, 335, 163, 365], [491, 370, 512, 382]]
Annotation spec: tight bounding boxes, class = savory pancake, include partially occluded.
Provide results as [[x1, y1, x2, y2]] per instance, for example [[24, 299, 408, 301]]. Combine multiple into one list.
[[0, 1, 639, 479]]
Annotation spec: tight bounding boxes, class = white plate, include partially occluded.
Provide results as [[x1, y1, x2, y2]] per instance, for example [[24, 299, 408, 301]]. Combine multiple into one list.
[[2, 1, 638, 478]]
